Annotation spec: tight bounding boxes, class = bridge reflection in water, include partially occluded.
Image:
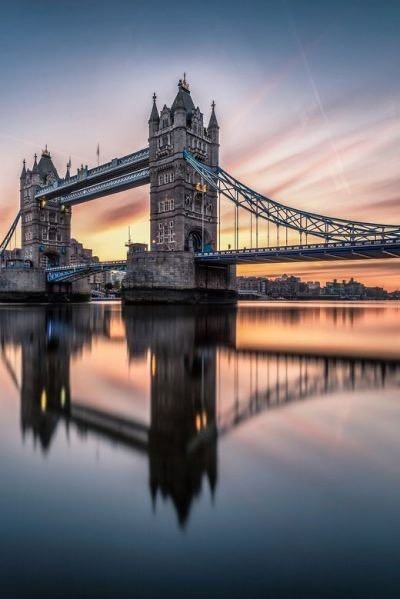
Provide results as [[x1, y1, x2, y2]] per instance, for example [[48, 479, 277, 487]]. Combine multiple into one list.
[[0, 304, 399, 527]]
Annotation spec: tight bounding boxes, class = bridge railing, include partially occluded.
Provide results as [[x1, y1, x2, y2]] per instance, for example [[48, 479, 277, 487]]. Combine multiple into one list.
[[46, 260, 127, 272], [195, 237, 400, 257], [46, 260, 127, 283]]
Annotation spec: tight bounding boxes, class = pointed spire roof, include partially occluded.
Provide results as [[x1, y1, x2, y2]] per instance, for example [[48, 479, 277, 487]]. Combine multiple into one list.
[[20, 159, 26, 180], [208, 100, 219, 129], [38, 146, 59, 179], [173, 88, 186, 111], [171, 75, 195, 119], [32, 153, 40, 174], [149, 92, 160, 123]]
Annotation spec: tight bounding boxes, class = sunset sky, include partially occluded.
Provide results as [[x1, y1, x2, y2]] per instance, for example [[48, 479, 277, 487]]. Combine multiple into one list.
[[0, 0, 399, 289]]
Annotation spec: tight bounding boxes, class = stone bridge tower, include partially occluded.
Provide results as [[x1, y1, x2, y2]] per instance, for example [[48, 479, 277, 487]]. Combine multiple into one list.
[[148, 75, 219, 252], [123, 76, 237, 304], [20, 148, 71, 268]]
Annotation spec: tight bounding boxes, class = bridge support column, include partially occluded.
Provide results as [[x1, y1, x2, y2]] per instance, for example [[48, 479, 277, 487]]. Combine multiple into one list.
[[122, 249, 237, 305]]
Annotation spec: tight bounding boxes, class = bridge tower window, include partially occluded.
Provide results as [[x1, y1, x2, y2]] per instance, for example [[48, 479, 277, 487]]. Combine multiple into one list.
[[158, 198, 174, 212], [156, 221, 175, 244]]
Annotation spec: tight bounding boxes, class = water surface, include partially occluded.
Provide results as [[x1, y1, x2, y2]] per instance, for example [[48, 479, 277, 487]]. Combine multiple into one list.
[[1, 301, 399, 597]]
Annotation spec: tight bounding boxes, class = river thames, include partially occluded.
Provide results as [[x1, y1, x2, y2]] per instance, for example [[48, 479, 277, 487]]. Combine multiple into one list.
[[0, 301, 399, 597]]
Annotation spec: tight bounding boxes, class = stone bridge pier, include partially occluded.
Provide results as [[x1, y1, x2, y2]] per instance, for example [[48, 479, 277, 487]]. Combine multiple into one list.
[[122, 77, 237, 305], [123, 247, 236, 304]]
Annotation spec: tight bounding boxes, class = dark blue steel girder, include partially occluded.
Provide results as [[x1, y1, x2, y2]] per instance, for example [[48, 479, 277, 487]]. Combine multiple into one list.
[[35, 148, 149, 203], [46, 260, 127, 283], [195, 240, 400, 265], [57, 168, 149, 206]]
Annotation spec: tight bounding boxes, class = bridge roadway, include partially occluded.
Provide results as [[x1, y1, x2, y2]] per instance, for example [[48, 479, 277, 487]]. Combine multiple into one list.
[[46, 260, 127, 283], [46, 237, 400, 282], [35, 147, 149, 206], [195, 239, 400, 264]]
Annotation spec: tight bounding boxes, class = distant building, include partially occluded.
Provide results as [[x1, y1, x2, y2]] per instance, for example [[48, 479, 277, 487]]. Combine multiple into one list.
[[237, 274, 392, 300], [305, 281, 321, 296], [364, 286, 388, 300], [237, 277, 267, 295], [69, 238, 99, 265]]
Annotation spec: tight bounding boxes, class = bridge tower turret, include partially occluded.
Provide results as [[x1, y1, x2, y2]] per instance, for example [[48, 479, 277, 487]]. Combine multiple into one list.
[[207, 101, 219, 168], [148, 93, 160, 158], [148, 76, 218, 252], [20, 148, 71, 268]]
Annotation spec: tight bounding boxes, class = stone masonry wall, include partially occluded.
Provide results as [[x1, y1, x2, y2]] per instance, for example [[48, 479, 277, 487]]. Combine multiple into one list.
[[123, 251, 196, 290], [0, 268, 46, 293], [0, 268, 91, 302]]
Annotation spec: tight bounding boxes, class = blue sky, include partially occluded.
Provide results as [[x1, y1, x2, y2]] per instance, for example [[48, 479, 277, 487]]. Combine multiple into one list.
[[1, 0, 399, 286]]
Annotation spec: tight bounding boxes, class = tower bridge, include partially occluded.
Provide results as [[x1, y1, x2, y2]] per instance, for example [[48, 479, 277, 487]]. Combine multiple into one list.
[[1, 75, 399, 302]]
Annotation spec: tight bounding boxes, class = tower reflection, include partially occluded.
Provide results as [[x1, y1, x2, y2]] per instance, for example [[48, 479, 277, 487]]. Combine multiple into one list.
[[124, 306, 236, 526], [0, 303, 398, 528]]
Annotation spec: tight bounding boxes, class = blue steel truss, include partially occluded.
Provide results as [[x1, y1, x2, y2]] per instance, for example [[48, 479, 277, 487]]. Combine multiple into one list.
[[46, 260, 127, 283], [0, 211, 21, 259], [57, 168, 149, 206], [183, 150, 400, 244], [195, 239, 400, 264], [35, 148, 149, 201]]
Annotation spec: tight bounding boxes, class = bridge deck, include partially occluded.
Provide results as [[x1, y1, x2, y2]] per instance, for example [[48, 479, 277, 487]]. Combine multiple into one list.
[[195, 240, 400, 264]]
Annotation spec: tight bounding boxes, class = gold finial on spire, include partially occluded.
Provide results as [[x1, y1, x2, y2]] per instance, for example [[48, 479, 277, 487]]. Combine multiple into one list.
[[180, 73, 189, 91]]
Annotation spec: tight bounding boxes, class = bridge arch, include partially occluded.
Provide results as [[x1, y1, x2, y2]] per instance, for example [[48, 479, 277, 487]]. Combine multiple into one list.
[[43, 249, 60, 268], [185, 228, 211, 252]]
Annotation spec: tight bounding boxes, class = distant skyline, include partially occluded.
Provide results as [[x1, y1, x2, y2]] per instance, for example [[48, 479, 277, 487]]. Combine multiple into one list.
[[0, 0, 399, 288]]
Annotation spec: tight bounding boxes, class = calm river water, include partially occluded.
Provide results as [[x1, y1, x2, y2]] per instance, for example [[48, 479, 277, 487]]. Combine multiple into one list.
[[0, 301, 399, 598]]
